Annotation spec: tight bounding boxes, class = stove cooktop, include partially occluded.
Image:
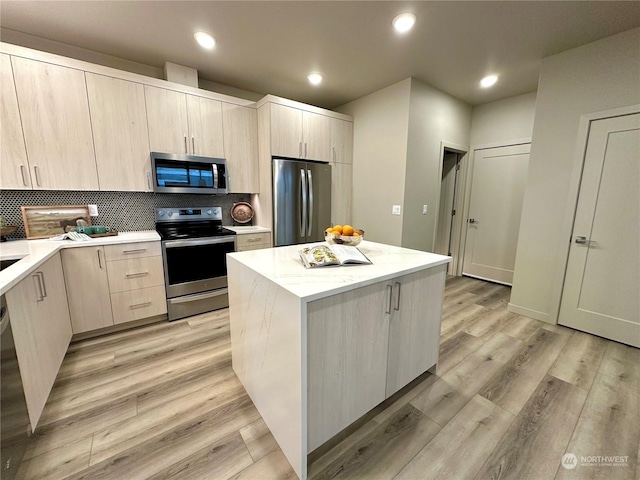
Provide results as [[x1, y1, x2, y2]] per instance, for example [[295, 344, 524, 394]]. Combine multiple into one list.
[[155, 206, 236, 241]]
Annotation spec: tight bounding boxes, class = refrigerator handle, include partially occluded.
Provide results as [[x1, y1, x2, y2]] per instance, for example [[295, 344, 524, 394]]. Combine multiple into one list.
[[300, 169, 307, 238], [307, 169, 313, 236]]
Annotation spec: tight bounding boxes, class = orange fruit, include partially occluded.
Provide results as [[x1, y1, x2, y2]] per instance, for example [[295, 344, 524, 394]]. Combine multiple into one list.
[[353, 231, 361, 236], [342, 225, 355, 236], [333, 225, 343, 235], [325, 227, 333, 233]]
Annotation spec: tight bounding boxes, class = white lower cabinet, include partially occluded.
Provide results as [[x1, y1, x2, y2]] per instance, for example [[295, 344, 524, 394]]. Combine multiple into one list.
[[61, 241, 167, 334], [307, 264, 446, 451], [5, 253, 72, 430], [62, 246, 114, 334]]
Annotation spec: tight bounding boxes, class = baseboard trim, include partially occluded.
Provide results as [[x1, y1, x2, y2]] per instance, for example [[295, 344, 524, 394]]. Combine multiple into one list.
[[462, 273, 512, 287], [507, 303, 553, 324]]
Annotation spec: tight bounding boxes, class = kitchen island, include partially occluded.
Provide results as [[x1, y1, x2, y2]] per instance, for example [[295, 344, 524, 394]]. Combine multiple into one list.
[[227, 240, 450, 479]]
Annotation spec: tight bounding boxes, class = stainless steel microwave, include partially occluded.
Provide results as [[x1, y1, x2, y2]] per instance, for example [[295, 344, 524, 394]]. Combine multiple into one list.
[[150, 152, 228, 195]]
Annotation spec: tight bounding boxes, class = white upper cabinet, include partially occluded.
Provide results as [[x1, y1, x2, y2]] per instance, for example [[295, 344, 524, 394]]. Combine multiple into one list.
[[11, 56, 98, 190], [330, 118, 353, 165], [144, 85, 190, 155], [145, 85, 225, 158], [0, 54, 31, 189], [186, 95, 225, 158], [86, 73, 152, 191], [270, 103, 331, 161], [222, 102, 259, 193]]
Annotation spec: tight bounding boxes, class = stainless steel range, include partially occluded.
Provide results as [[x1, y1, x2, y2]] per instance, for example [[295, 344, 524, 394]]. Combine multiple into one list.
[[155, 207, 236, 321]]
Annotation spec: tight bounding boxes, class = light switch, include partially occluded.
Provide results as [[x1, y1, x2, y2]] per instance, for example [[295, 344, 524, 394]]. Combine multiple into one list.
[[88, 204, 99, 216], [422, 205, 428, 215], [392, 205, 401, 215]]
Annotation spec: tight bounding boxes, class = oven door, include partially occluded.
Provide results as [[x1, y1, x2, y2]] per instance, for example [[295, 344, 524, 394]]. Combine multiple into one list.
[[162, 236, 236, 298]]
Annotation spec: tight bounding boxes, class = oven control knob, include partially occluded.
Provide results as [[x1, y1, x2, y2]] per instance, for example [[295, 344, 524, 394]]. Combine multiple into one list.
[[158, 210, 165, 216], [206, 209, 212, 215], [167, 211, 173, 217]]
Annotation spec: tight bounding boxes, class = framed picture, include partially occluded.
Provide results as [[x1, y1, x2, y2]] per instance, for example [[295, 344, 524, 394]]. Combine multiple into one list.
[[21, 205, 92, 239]]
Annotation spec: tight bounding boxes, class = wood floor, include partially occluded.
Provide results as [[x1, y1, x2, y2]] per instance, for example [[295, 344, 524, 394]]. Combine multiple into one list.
[[16, 276, 640, 480]]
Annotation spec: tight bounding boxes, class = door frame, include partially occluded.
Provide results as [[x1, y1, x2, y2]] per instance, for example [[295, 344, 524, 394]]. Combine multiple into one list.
[[459, 138, 532, 279], [434, 141, 468, 276], [550, 104, 640, 324]]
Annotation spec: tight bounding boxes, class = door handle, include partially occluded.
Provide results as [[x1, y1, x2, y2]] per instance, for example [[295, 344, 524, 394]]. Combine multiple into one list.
[[97, 249, 103, 269], [300, 169, 307, 237], [385, 284, 393, 314], [33, 165, 42, 187], [307, 169, 313, 236], [37, 271, 47, 298], [20, 165, 29, 186], [305, 142, 308, 158], [32, 274, 44, 302], [184, 134, 188, 154], [575, 236, 595, 245], [299, 142, 302, 158], [468, 218, 478, 224], [394, 282, 401, 311], [191, 135, 195, 155]]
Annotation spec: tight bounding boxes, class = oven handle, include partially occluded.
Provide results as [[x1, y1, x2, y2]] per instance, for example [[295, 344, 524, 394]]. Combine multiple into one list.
[[169, 288, 228, 304], [163, 236, 236, 249]]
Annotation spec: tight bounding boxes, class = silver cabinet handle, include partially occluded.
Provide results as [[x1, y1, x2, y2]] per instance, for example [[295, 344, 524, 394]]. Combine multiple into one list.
[[394, 282, 401, 311], [147, 171, 152, 190], [247, 238, 262, 243], [32, 274, 44, 302], [20, 165, 29, 186], [192, 135, 195, 155], [123, 248, 146, 254], [305, 142, 308, 158], [298, 142, 302, 158], [129, 301, 151, 309], [307, 169, 313, 236], [385, 284, 393, 314], [332, 147, 336, 162], [97, 249, 103, 269], [38, 272, 47, 298], [184, 134, 188, 154], [33, 165, 42, 186], [126, 272, 149, 278]]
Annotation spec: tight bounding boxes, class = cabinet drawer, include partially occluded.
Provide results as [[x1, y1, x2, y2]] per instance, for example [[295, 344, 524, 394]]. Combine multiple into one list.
[[106, 256, 165, 293], [111, 286, 167, 324], [104, 241, 161, 261], [236, 232, 271, 249], [237, 243, 271, 252]]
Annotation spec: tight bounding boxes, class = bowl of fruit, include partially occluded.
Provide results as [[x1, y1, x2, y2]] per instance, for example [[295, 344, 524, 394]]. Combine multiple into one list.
[[325, 225, 364, 246]]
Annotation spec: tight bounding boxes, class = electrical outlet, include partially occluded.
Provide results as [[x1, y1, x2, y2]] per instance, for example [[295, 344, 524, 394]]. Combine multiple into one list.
[[88, 204, 99, 216], [392, 205, 401, 215], [422, 205, 428, 215]]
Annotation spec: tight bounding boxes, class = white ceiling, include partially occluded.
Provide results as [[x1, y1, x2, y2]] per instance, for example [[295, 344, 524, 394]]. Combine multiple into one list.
[[1, 1, 639, 109]]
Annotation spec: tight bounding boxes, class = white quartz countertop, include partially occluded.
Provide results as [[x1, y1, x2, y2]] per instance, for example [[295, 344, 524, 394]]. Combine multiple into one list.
[[224, 226, 271, 234], [228, 240, 451, 302], [0, 230, 160, 295]]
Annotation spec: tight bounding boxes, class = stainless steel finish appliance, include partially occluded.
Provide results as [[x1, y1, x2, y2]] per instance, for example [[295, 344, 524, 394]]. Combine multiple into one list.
[[1, 294, 31, 480], [151, 152, 227, 195], [155, 207, 236, 321], [273, 157, 331, 246]]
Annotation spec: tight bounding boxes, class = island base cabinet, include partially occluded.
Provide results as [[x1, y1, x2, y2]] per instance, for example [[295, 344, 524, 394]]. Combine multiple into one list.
[[5, 253, 72, 431], [385, 266, 446, 397], [307, 281, 391, 452]]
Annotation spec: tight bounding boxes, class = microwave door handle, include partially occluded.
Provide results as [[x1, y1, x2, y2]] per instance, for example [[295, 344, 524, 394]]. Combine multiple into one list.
[[307, 169, 313, 236], [301, 169, 307, 238], [213, 164, 219, 189]]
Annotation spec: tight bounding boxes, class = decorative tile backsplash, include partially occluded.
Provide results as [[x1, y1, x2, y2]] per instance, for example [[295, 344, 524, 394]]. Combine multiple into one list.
[[0, 190, 251, 240]]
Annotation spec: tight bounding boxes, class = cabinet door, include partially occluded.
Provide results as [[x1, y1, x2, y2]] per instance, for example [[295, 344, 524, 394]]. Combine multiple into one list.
[[62, 246, 114, 333], [11, 57, 98, 190], [186, 95, 224, 157], [302, 111, 331, 161], [385, 266, 446, 397], [330, 162, 352, 226], [330, 118, 353, 165], [222, 103, 259, 193], [5, 253, 72, 429], [145, 85, 189, 154], [0, 54, 31, 189], [86, 73, 152, 191], [307, 280, 391, 451], [270, 103, 303, 158]]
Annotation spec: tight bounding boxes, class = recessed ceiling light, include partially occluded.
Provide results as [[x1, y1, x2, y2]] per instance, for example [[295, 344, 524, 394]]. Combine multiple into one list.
[[393, 13, 416, 33], [307, 73, 323, 86], [194, 32, 216, 50], [480, 75, 498, 88]]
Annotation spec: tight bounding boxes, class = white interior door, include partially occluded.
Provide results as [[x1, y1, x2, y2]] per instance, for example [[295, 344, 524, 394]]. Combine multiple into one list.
[[462, 144, 530, 285], [558, 113, 640, 347]]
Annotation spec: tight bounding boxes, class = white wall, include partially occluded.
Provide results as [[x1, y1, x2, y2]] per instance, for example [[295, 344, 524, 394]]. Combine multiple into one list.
[[337, 79, 411, 246], [470, 92, 537, 147], [510, 27, 640, 323], [402, 79, 472, 251]]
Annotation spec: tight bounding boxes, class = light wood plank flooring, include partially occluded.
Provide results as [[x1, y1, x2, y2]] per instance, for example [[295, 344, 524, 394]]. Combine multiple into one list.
[[17, 276, 640, 479]]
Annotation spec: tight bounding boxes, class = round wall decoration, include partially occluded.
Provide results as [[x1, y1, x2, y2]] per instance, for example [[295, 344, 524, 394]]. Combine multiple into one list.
[[230, 202, 254, 224]]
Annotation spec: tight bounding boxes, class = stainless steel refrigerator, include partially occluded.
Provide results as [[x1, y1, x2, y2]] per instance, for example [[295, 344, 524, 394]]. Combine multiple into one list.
[[273, 157, 331, 246]]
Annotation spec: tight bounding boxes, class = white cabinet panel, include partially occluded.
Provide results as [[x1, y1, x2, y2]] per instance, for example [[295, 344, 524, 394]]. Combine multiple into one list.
[[222, 103, 259, 193], [186, 95, 224, 158], [145, 85, 189, 155]]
